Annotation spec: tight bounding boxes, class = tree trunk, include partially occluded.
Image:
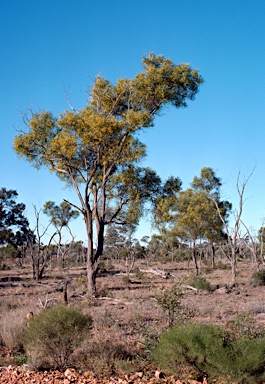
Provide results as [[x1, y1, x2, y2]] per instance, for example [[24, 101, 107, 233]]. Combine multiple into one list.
[[86, 224, 96, 296], [86, 254, 98, 296], [85, 213, 102, 297], [231, 248, 237, 283], [192, 239, 199, 275], [211, 243, 215, 268], [32, 258, 36, 280]]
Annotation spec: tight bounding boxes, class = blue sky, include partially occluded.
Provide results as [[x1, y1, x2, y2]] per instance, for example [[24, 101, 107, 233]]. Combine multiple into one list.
[[2, 0, 265, 244]]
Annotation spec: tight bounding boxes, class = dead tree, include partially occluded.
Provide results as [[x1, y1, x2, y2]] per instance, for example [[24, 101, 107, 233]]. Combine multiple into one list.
[[208, 169, 254, 283]]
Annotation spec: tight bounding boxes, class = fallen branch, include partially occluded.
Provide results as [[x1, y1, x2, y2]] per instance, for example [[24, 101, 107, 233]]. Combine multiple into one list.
[[97, 297, 133, 305], [38, 294, 56, 309], [139, 267, 173, 278], [183, 284, 198, 292]]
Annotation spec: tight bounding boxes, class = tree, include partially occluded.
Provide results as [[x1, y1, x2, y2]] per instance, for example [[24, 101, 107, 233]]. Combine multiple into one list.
[[208, 169, 254, 282], [0, 188, 31, 249], [191, 167, 231, 268], [258, 225, 265, 265], [13, 53, 203, 295], [28, 205, 56, 281], [43, 201, 79, 268], [104, 225, 126, 263], [153, 168, 231, 274], [172, 188, 216, 274]]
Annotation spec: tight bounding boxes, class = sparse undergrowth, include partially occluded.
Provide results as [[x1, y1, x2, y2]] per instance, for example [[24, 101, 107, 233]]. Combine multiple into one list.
[[0, 259, 265, 383], [189, 276, 212, 291], [23, 304, 93, 370], [153, 314, 265, 383], [251, 269, 265, 286]]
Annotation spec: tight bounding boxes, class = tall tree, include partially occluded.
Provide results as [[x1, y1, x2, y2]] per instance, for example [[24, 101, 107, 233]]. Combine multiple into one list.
[[13, 53, 203, 295]]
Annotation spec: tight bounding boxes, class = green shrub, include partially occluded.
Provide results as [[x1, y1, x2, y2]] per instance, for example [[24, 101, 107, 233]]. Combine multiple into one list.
[[153, 323, 265, 383], [153, 323, 227, 381], [23, 305, 92, 370], [190, 276, 211, 291], [230, 337, 265, 383], [251, 269, 265, 286]]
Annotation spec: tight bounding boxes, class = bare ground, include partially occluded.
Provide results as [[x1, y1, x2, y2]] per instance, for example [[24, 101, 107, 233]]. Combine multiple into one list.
[[0, 257, 264, 383]]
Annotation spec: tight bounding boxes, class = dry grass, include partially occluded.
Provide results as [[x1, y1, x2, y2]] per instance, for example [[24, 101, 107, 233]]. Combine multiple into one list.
[[0, 256, 265, 377]]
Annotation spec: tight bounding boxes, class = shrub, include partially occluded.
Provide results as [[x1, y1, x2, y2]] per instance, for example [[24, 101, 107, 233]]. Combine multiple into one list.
[[23, 304, 92, 370], [153, 323, 265, 383], [190, 276, 211, 291], [225, 312, 265, 341], [230, 337, 265, 383], [77, 339, 132, 378], [153, 323, 227, 381], [155, 282, 183, 326], [251, 269, 265, 286]]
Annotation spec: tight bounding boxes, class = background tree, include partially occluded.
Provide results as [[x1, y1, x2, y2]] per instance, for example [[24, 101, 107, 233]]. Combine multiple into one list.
[[43, 201, 79, 268], [153, 168, 231, 274], [28, 205, 57, 281], [191, 167, 231, 268], [104, 225, 126, 264], [0, 188, 31, 249], [207, 169, 254, 282], [172, 188, 215, 274], [258, 225, 265, 265], [14, 53, 203, 295]]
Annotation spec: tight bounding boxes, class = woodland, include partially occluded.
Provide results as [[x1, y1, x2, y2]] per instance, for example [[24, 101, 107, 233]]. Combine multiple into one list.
[[1, 53, 265, 383]]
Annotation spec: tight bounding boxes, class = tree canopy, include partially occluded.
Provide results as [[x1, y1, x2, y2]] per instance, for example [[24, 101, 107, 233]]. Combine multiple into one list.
[[0, 188, 31, 248], [13, 53, 203, 295], [153, 168, 232, 273]]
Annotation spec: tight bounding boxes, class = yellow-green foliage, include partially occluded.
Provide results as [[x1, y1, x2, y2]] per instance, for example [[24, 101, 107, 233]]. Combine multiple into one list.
[[154, 322, 265, 383], [23, 305, 92, 370], [13, 53, 203, 294]]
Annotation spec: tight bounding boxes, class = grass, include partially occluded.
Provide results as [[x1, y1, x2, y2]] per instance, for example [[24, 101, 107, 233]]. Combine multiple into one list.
[[0, 257, 265, 381]]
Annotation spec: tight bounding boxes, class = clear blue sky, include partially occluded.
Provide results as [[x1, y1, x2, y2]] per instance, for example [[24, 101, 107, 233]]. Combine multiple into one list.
[[2, 0, 265, 243]]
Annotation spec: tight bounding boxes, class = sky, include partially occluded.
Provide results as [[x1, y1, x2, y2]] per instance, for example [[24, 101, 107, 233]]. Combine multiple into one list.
[[2, 0, 265, 244]]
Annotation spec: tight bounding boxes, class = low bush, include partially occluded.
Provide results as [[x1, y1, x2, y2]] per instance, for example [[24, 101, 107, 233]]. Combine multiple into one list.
[[190, 276, 211, 291], [153, 322, 265, 383], [251, 269, 265, 286], [77, 339, 133, 378], [23, 304, 92, 370]]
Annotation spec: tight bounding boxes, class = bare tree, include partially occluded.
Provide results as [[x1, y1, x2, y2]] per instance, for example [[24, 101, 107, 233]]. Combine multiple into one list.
[[208, 169, 254, 283], [28, 206, 56, 281], [241, 224, 260, 271]]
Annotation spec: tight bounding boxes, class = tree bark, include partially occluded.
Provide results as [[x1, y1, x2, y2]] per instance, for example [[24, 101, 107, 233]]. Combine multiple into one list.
[[211, 243, 215, 268], [231, 249, 237, 283], [192, 239, 199, 275]]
